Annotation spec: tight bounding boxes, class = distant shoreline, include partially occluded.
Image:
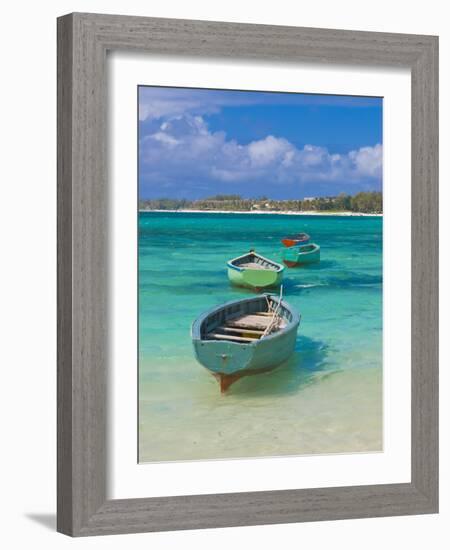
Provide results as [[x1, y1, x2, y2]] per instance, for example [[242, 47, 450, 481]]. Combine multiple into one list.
[[139, 209, 382, 217]]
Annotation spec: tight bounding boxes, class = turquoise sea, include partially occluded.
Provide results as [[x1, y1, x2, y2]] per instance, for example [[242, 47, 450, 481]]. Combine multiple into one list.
[[139, 212, 383, 462]]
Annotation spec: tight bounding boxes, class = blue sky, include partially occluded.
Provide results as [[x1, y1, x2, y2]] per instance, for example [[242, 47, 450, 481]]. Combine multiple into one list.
[[139, 86, 382, 200]]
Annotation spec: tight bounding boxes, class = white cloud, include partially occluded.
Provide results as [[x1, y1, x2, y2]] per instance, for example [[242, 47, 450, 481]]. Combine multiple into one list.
[[248, 136, 293, 168], [348, 143, 383, 178], [140, 114, 382, 190], [150, 132, 180, 147]]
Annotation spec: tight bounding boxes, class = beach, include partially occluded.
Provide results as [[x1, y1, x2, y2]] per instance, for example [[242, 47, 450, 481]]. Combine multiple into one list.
[[140, 208, 382, 217], [139, 211, 383, 462]]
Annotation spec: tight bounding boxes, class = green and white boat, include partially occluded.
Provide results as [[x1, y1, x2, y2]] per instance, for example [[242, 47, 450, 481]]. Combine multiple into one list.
[[192, 293, 300, 392], [282, 243, 320, 267], [227, 251, 284, 290]]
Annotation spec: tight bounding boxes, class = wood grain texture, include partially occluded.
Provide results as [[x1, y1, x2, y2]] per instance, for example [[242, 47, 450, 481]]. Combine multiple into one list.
[[57, 13, 74, 535], [57, 12, 439, 536], [410, 35, 439, 507], [57, 13, 108, 535]]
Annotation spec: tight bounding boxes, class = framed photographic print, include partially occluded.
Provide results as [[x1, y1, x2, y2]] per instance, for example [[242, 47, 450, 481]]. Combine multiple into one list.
[[57, 13, 438, 536]]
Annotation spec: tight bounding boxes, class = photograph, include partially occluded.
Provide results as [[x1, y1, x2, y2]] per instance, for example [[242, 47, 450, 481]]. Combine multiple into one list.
[[138, 86, 383, 462]]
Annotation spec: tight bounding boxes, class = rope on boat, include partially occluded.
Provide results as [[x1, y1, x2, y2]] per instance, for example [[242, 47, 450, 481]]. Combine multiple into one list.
[[264, 294, 274, 313], [262, 285, 283, 338]]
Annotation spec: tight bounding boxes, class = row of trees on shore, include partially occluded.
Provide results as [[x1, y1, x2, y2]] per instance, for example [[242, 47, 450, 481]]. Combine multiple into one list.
[[139, 192, 382, 214]]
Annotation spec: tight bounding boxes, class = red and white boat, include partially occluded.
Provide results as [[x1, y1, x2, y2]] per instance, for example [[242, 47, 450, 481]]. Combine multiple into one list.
[[281, 232, 310, 248]]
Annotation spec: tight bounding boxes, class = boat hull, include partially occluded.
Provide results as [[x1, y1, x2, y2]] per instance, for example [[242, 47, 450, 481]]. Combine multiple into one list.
[[212, 367, 278, 393], [282, 244, 320, 266], [193, 320, 298, 377], [227, 265, 284, 289]]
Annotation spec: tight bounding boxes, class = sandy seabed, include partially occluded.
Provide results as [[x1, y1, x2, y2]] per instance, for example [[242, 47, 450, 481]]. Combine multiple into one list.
[[139, 366, 382, 463]]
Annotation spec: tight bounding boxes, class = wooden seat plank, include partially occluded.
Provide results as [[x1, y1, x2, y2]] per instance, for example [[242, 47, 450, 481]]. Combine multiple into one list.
[[220, 326, 264, 335], [226, 314, 272, 330], [207, 333, 255, 342]]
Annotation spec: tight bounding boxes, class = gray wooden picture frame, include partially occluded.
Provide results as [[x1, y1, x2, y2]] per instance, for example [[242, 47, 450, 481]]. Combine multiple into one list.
[[57, 12, 438, 537]]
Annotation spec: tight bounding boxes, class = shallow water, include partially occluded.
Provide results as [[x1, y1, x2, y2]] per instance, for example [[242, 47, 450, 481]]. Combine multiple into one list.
[[139, 212, 383, 462]]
